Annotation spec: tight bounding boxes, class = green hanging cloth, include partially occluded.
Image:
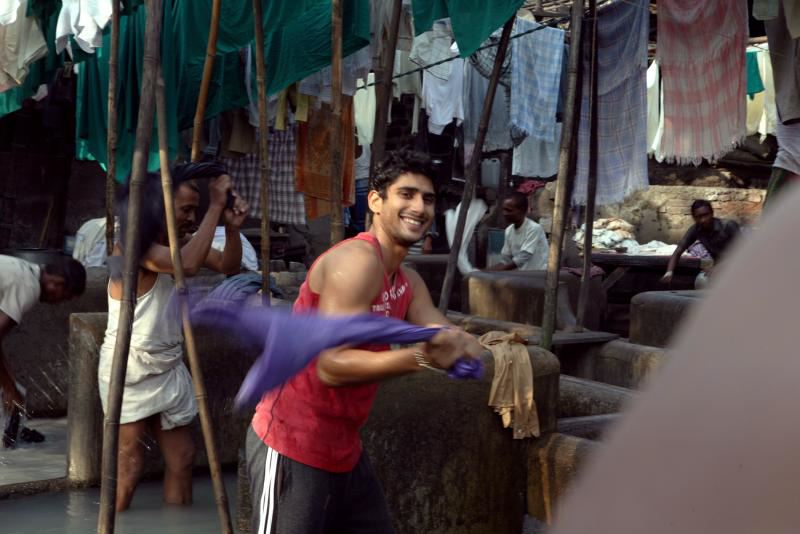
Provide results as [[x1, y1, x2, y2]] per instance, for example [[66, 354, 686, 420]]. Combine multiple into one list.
[[412, 0, 523, 57], [746, 49, 765, 98], [75, 0, 254, 183], [262, 0, 370, 95]]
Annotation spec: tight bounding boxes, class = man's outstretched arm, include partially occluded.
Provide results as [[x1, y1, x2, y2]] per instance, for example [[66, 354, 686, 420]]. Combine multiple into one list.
[[315, 245, 481, 387]]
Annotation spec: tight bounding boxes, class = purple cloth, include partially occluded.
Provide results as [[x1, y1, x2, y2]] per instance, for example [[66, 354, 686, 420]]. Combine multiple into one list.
[[191, 306, 483, 406]]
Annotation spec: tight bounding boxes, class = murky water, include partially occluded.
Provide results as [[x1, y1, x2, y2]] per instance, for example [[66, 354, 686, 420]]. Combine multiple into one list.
[[0, 472, 242, 533]]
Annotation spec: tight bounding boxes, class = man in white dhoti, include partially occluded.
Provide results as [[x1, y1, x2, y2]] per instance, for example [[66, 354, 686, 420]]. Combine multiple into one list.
[[98, 163, 248, 512]]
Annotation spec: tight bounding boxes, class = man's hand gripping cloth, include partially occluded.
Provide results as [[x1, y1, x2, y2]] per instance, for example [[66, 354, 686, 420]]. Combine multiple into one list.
[[656, 0, 748, 165], [191, 306, 483, 407], [480, 331, 540, 439]]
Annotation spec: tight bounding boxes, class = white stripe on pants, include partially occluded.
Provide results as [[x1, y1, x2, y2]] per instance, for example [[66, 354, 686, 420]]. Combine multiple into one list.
[[257, 445, 280, 534]]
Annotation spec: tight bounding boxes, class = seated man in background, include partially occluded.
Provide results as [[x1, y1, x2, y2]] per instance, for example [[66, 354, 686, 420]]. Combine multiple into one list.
[[485, 192, 549, 272], [661, 199, 741, 287]]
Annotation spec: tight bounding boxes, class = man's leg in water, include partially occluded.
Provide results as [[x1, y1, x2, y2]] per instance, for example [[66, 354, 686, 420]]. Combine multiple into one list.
[[153, 421, 195, 505], [116, 418, 149, 511]]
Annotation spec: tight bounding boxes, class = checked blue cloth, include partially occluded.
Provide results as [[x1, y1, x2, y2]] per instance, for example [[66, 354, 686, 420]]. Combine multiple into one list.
[[510, 18, 565, 144], [572, 0, 649, 207]]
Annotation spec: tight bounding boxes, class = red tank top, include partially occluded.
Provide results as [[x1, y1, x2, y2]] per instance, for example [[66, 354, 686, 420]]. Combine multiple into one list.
[[251, 232, 414, 472]]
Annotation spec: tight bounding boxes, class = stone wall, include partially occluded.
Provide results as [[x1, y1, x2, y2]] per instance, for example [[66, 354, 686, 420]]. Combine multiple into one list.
[[535, 184, 765, 245]]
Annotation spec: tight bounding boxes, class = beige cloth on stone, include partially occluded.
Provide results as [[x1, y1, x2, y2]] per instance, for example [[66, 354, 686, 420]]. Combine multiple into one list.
[[481, 331, 540, 439]]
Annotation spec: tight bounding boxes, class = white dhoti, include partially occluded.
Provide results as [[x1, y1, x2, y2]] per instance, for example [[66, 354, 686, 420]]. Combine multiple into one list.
[[98, 273, 197, 430]]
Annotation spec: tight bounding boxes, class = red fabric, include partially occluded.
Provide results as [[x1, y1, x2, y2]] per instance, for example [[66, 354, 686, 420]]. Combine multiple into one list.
[[251, 232, 414, 472]]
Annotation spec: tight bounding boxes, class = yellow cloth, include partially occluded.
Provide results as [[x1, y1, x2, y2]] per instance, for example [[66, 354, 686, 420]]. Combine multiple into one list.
[[481, 331, 540, 439]]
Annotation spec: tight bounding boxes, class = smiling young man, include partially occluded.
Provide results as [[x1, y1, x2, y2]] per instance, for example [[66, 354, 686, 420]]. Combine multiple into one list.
[[246, 149, 483, 534]]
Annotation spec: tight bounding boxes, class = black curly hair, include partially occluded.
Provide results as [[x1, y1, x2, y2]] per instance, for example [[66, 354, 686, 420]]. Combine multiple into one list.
[[371, 148, 436, 199]]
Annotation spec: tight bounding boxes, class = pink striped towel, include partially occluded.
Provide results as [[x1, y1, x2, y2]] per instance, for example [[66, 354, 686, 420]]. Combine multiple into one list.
[[656, 0, 748, 165]]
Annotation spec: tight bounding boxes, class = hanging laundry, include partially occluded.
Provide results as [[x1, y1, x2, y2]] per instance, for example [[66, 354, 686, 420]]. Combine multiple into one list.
[[764, 2, 800, 123], [746, 49, 765, 97], [411, 0, 524, 58], [481, 331, 540, 440], [753, 0, 779, 21], [262, 0, 370, 95], [297, 46, 371, 103], [75, 0, 252, 182], [190, 306, 482, 407], [512, 122, 562, 178], [463, 61, 512, 162], [646, 60, 664, 158], [223, 124, 306, 226], [444, 198, 488, 275], [755, 45, 777, 137], [0, 0, 47, 93], [296, 98, 356, 220], [0, 0, 63, 118], [657, 0, 747, 165], [1, 0, 20, 25], [55, 0, 113, 56], [422, 57, 465, 135], [468, 28, 512, 91], [510, 18, 564, 144], [573, 0, 649, 206], [371, 0, 414, 58], [354, 73, 376, 146], [409, 20, 455, 81]]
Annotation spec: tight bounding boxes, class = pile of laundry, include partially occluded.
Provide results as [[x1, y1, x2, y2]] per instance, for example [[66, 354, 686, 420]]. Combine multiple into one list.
[[573, 218, 677, 256]]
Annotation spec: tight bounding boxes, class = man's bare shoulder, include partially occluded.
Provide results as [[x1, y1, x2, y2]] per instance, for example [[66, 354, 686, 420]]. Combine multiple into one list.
[[312, 239, 383, 296]]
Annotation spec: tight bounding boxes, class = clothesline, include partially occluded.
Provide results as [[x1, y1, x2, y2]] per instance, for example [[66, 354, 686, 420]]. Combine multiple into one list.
[[358, 8, 578, 91]]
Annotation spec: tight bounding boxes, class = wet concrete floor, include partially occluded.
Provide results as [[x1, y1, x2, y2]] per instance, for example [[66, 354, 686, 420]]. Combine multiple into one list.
[[0, 471, 241, 533], [0, 418, 68, 486]]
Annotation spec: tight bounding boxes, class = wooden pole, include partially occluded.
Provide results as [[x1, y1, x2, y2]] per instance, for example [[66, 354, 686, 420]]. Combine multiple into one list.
[[438, 17, 515, 313], [540, 0, 585, 351], [155, 64, 234, 534], [252, 0, 271, 297], [190, 0, 223, 162], [576, 0, 599, 330], [105, 0, 120, 255], [368, 0, 403, 185], [329, 0, 344, 244], [97, 0, 162, 531]]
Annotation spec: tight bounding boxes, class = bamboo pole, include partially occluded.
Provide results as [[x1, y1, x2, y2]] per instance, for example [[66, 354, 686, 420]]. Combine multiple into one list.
[[155, 64, 234, 534], [252, 0, 271, 297], [190, 0, 223, 162], [97, 0, 162, 531], [540, 0, 585, 351], [438, 17, 515, 313], [368, 0, 403, 185], [329, 0, 344, 244], [105, 0, 120, 255], [576, 0, 599, 330]]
